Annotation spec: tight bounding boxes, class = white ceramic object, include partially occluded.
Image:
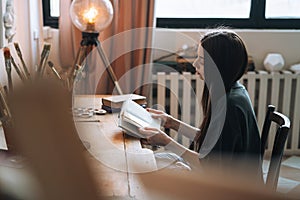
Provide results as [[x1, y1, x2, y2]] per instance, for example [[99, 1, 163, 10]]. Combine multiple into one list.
[[263, 53, 285, 72], [290, 63, 300, 73]]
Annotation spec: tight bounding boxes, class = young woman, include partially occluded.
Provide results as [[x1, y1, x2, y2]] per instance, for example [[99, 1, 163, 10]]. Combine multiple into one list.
[[139, 29, 261, 176]]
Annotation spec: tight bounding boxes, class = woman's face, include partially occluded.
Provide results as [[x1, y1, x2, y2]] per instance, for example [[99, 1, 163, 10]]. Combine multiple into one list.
[[193, 45, 205, 80]]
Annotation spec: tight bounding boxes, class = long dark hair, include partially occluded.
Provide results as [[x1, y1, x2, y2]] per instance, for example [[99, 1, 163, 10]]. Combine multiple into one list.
[[194, 30, 248, 152]]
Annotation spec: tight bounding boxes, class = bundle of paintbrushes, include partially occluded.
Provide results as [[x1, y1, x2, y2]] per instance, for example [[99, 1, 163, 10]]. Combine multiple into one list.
[[1, 44, 31, 151], [0, 82, 13, 151], [3, 43, 70, 89], [0, 52, 13, 150], [38, 44, 75, 90], [0, 43, 66, 152], [4, 47, 24, 90]]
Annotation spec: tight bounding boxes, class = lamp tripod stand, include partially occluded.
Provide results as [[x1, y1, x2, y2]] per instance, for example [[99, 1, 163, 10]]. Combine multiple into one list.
[[71, 31, 123, 95], [70, 32, 124, 151]]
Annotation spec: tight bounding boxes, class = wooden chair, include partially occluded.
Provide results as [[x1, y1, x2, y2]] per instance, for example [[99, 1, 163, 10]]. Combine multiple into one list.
[[261, 105, 291, 190]]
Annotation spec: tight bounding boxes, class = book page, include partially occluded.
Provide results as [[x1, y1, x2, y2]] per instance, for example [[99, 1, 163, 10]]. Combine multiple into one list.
[[118, 119, 144, 138], [123, 112, 149, 128], [125, 100, 152, 120], [119, 100, 161, 138], [124, 100, 160, 128]]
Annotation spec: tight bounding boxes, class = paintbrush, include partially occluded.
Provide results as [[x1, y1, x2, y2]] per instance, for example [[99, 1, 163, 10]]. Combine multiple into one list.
[[68, 46, 87, 85], [0, 88, 11, 124], [8, 49, 27, 82], [0, 84, 7, 101], [14, 43, 31, 80], [37, 44, 51, 77], [68, 63, 82, 90], [3, 86, 9, 97], [73, 64, 82, 81], [3, 47, 13, 92], [41, 44, 51, 75], [47, 61, 62, 80]]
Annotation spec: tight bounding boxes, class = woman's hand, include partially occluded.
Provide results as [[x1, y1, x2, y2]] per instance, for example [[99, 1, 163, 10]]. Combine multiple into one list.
[[139, 127, 172, 146], [146, 108, 174, 129]]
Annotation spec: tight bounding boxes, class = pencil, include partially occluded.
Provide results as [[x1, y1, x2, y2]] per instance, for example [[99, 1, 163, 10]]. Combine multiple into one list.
[[74, 120, 101, 123]]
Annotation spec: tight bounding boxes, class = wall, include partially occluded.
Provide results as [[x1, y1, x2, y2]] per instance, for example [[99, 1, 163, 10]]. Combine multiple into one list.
[[14, 0, 44, 71], [44, 27, 61, 67], [49, 28, 300, 71], [0, 0, 5, 47], [0, 0, 6, 86], [153, 29, 300, 70], [0, 0, 61, 88]]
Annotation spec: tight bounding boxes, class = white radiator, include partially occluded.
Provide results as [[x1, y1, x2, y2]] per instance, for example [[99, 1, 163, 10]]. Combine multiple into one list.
[[151, 71, 300, 155]]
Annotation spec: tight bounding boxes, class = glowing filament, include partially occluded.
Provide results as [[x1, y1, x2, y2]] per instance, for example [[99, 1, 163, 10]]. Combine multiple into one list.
[[83, 7, 99, 23]]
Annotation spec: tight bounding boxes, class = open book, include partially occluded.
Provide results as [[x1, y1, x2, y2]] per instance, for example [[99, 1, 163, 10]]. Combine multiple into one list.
[[118, 99, 161, 138]]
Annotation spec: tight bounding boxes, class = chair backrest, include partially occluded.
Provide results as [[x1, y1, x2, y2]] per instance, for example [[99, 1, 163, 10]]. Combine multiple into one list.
[[261, 105, 290, 190]]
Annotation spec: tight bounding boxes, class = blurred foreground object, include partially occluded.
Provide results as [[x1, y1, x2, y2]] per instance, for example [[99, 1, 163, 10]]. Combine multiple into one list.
[[140, 169, 284, 200], [5, 80, 101, 200]]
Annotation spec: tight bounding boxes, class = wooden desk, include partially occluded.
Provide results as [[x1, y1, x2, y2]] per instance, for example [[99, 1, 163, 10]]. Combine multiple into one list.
[[0, 96, 157, 199], [0, 94, 286, 200], [73, 96, 157, 199]]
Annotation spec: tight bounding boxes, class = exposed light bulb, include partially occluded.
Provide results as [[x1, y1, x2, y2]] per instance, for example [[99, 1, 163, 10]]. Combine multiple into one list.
[[70, 0, 113, 32], [83, 7, 99, 23]]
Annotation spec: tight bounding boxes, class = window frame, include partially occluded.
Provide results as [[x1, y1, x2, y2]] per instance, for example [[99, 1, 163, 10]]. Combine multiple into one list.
[[42, 0, 59, 28], [156, 0, 300, 29]]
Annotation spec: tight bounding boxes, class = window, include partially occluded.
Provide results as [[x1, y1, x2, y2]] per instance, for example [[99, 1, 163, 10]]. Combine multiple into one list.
[[156, 0, 300, 29], [156, 0, 251, 19], [265, 0, 300, 19], [42, 0, 60, 28], [50, 0, 60, 17]]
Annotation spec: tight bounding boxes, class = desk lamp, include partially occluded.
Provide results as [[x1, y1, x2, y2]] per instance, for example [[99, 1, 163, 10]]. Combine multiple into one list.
[[70, 0, 123, 94]]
